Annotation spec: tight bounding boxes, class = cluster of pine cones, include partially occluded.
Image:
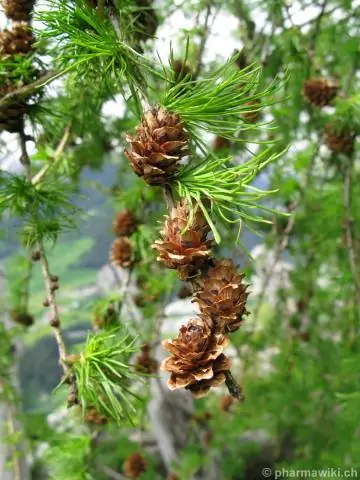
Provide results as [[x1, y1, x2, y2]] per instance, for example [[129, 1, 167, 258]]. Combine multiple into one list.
[[135, 343, 158, 375], [110, 209, 138, 268], [125, 107, 249, 398], [123, 452, 147, 479], [0, 0, 37, 132], [159, 250, 249, 399], [303, 77, 356, 155]]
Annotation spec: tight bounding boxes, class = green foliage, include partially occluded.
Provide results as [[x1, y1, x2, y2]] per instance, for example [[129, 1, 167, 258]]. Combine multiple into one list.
[[71, 328, 142, 425], [161, 56, 283, 148], [0, 172, 79, 247], [333, 94, 360, 133], [0, 54, 42, 88], [0, 323, 17, 403], [44, 434, 94, 480], [37, 0, 153, 101], [1, 0, 360, 477], [175, 148, 286, 244]]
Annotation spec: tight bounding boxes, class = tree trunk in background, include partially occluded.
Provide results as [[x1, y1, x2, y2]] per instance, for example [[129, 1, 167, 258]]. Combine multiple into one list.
[[0, 265, 29, 480]]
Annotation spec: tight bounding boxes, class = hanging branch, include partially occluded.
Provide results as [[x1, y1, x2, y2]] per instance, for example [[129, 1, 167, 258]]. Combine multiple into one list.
[[193, 0, 215, 79], [343, 155, 360, 316], [37, 241, 69, 374], [342, 51, 360, 325], [160, 184, 245, 401], [13, 94, 80, 406], [18, 127, 76, 402], [0, 70, 58, 108], [31, 123, 72, 185]]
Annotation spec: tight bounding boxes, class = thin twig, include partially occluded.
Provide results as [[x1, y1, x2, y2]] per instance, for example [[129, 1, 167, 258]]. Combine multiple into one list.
[[18, 127, 31, 178], [163, 185, 174, 211], [309, 0, 328, 55], [343, 156, 360, 318], [0, 70, 57, 108], [7, 408, 22, 480], [21, 256, 33, 313], [283, 2, 295, 28], [193, 1, 214, 79], [225, 370, 245, 401], [296, 5, 347, 29], [100, 465, 126, 480], [19, 133, 74, 395], [37, 241, 69, 374], [162, 184, 243, 400], [342, 50, 360, 332], [31, 123, 72, 185]]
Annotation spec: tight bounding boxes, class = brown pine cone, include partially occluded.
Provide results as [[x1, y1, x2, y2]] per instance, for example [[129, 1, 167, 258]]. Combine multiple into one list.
[[0, 98, 27, 133], [112, 209, 138, 236], [303, 77, 339, 107], [178, 284, 192, 298], [125, 107, 189, 185], [10, 309, 34, 327], [153, 200, 212, 280], [194, 259, 249, 334], [85, 407, 108, 425], [0, 24, 35, 56], [110, 237, 133, 268], [135, 344, 158, 374], [220, 394, 235, 412], [161, 318, 231, 398], [241, 99, 261, 123], [123, 452, 147, 479], [2, 0, 35, 22], [173, 59, 192, 82], [324, 122, 356, 155], [213, 136, 231, 151], [167, 474, 180, 480]]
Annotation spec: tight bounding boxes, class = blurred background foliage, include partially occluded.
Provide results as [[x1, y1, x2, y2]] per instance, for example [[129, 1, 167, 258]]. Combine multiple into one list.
[[1, 0, 360, 478]]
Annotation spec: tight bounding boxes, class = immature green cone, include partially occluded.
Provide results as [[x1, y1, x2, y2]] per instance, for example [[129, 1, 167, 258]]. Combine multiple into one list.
[[0, 24, 35, 56], [123, 452, 147, 479], [303, 77, 339, 107], [324, 122, 356, 155], [2, 0, 35, 22], [153, 200, 212, 280], [161, 318, 231, 398], [194, 259, 249, 333], [109, 237, 133, 268], [125, 107, 189, 185]]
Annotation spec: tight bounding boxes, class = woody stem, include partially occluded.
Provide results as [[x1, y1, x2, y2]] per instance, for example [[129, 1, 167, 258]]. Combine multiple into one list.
[[162, 184, 244, 401], [225, 370, 245, 401]]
